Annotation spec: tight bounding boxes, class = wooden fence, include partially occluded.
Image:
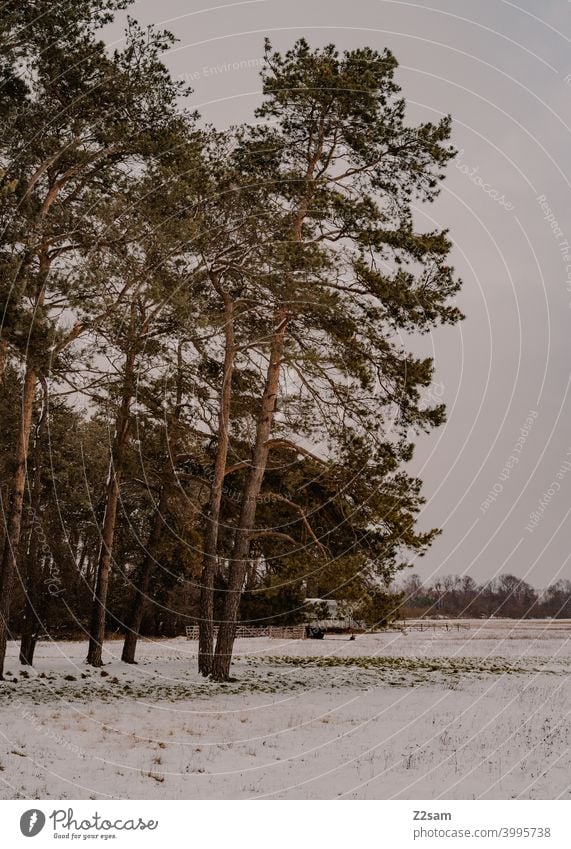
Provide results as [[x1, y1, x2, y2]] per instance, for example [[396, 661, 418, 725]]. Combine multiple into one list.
[[398, 620, 470, 632], [185, 624, 306, 640]]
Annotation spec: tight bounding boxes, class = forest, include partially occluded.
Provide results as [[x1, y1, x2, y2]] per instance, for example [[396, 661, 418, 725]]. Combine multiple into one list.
[[0, 0, 463, 681]]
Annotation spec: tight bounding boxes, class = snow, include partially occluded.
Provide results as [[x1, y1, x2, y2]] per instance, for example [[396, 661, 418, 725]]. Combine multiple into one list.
[[1, 621, 570, 799]]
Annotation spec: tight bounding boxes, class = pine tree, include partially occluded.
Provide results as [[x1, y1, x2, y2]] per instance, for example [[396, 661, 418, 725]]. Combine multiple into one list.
[[210, 40, 462, 680], [0, 3, 193, 677]]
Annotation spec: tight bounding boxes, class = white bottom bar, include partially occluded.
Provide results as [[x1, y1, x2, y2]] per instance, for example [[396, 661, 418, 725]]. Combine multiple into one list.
[[2, 799, 568, 848]]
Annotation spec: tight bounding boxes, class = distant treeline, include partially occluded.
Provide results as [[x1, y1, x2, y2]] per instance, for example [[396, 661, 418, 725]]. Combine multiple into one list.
[[398, 573, 571, 619]]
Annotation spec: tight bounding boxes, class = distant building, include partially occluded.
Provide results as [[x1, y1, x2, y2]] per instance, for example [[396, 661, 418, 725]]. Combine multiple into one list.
[[303, 598, 361, 631]]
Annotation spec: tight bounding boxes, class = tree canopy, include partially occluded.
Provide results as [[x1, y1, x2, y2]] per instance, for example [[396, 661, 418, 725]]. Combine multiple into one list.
[[0, 5, 463, 680]]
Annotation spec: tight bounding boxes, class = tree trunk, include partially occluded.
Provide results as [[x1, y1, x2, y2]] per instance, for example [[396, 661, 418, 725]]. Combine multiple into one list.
[[198, 292, 234, 676], [19, 377, 48, 666], [0, 338, 8, 382], [211, 311, 288, 681], [86, 341, 135, 667], [121, 490, 168, 664], [19, 550, 41, 666], [0, 366, 37, 679], [86, 458, 122, 666], [19, 551, 49, 667], [19, 615, 38, 666]]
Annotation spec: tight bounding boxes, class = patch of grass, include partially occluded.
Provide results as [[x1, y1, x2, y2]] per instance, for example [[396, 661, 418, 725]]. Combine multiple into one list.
[[260, 655, 529, 675], [2, 653, 568, 707]]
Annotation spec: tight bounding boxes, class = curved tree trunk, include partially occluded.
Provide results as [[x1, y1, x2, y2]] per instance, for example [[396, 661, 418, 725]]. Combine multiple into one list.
[[211, 311, 288, 681], [209, 143, 317, 682], [198, 291, 234, 676], [0, 366, 37, 679]]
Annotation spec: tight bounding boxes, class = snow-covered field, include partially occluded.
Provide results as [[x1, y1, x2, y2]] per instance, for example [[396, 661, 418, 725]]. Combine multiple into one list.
[[1, 621, 570, 800]]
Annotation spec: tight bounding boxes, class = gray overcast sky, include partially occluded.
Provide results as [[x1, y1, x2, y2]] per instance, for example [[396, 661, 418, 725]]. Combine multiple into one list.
[[105, 0, 571, 587]]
